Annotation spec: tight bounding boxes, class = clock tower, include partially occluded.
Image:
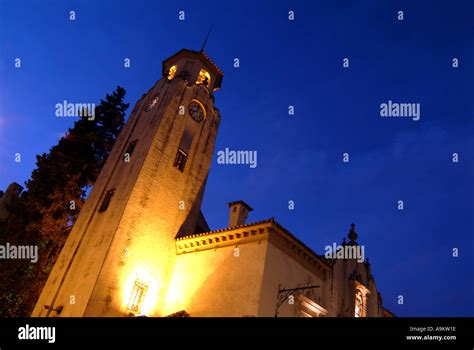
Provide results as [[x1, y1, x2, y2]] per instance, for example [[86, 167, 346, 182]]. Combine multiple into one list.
[[32, 49, 223, 317]]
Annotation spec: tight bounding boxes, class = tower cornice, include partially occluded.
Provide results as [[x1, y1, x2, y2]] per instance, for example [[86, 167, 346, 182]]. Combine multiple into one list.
[[162, 49, 223, 90]]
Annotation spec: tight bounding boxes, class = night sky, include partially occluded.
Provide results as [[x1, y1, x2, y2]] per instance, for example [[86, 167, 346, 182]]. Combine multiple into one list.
[[1, 0, 473, 316]]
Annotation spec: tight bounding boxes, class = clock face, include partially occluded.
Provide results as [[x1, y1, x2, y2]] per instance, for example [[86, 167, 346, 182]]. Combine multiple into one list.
[[188, 101, 205, 122]]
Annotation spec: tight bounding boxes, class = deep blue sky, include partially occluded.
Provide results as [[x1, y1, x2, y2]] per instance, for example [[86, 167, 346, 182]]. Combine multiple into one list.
[[1, 0, 473, 316]]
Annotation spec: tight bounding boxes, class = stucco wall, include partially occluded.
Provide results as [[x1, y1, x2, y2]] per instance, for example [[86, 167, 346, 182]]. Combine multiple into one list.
[[163, 239, 268, 317], [257, 239, 328, 317]]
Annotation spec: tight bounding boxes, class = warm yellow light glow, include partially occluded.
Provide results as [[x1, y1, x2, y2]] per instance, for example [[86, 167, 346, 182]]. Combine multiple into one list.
[[168, 65, 177, 80], [196, 69, 211, 87], [123, 269, 159, 316], [127, 276, 148, 313], [355, 289, 363, 317], [162, 260, 208, 315]]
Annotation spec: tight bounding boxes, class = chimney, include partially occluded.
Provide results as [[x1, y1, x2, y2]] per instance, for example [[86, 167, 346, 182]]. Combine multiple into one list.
[[228, 200, 253, 227]]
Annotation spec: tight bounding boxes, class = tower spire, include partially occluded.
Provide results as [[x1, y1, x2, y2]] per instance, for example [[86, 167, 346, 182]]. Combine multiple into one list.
[[200, 24, 213, 52], [348, 223, 358, 243]]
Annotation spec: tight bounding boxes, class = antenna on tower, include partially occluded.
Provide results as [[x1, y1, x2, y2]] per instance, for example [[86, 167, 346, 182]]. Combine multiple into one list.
[[200, 24, 214, 52]]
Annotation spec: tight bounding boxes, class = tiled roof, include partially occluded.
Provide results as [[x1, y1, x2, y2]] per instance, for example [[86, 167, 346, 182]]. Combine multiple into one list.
[[199, 50, 224, 76], [176, 217, 274, 241]]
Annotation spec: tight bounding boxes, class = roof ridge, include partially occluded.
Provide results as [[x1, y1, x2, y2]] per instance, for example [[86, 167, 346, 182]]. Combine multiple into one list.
[[176, 217, 274, 241], [175, 217, 330, 268]]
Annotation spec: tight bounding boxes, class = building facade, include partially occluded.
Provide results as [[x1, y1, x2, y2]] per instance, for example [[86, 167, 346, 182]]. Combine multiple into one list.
[[32, 49, 391, 318]]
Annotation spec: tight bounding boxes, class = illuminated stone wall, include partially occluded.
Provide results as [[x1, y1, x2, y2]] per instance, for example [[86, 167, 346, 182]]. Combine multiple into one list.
[[257, 233, 329, 317], [163, 220, 386, 318], [33, 50, 222, 317], [164, 233, 269, 317], [162, 221, 331, 317]]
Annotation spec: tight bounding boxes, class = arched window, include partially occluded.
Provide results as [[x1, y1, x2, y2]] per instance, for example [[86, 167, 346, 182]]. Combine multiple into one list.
[[167, 65, 177, 80], [196, 69, 211, 87]]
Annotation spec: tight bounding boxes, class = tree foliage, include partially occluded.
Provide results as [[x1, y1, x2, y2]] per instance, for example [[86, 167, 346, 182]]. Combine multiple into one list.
[[0, 87, 129, 316]]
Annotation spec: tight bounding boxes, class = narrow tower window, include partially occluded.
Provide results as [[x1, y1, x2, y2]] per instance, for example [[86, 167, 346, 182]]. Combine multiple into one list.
[[98, 189, 115, 212], [144, 96, 158, 112], [173, 148, 188, 172], [123, 140, 138, 162], [167, 65, 177, 80], [196, 69, 211, 87]]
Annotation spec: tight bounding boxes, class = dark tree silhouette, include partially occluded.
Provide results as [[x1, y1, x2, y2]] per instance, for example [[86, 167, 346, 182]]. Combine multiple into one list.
[[0, 87, 129, 316]]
